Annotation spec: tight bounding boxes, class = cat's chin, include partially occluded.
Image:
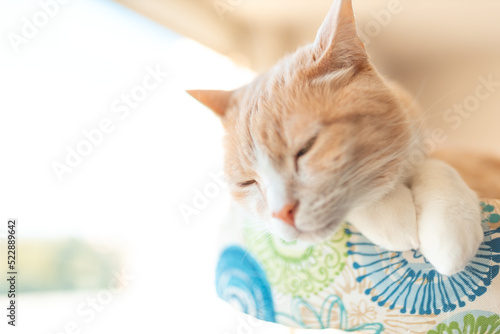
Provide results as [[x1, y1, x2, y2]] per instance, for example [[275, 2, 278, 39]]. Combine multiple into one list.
[[268, 217, 301, 241], [269, 217, 340, 244], [296, 220, 342, 244]]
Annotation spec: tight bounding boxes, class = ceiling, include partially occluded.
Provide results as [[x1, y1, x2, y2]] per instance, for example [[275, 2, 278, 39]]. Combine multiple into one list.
[[113, 0, 500, 71]]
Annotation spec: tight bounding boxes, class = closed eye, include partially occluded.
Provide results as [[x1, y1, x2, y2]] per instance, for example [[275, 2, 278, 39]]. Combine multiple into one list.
[[238, 180, 256, 187], [297, 136, 317, 159]]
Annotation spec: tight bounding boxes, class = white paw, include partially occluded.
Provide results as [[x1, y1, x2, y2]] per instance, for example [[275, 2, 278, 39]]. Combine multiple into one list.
[[412, 159, 484, 275], [418, 199, 483, 275], [348, 183, 419, 252]]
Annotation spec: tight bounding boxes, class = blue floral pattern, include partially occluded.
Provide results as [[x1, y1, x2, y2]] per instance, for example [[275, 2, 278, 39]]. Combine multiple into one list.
[[216, 245, 276, 322], [347, 203, 500, 315]]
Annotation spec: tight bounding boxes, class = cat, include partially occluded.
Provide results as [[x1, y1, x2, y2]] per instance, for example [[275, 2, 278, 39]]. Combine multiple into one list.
[[187, 0, 500, 275]]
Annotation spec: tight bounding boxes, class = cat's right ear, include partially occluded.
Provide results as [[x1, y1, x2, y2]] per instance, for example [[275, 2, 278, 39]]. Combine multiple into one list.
[[312, 0, 367, 69], [186, 90, 233, 117]]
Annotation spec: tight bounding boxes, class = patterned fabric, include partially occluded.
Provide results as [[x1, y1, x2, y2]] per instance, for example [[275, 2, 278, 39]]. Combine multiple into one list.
[[216, 200, 500, 333]]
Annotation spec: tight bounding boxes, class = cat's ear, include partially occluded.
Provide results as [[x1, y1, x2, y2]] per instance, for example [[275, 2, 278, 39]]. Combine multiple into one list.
[[186, 90, 233, 117], [312, 0, 367, 69]]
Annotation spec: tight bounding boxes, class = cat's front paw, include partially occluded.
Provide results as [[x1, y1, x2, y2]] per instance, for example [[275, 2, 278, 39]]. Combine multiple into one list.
[[418, 198, 483, 276], [347, 183, 419, 252], [412, 159, 484, 276]]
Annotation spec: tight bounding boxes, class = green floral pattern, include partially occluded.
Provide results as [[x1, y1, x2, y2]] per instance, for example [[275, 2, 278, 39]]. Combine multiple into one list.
[[244, 223, 350, 298], [428, 312, 500, 334]]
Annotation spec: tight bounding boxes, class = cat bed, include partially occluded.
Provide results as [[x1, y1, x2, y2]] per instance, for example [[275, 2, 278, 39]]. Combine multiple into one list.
[[216, 199, 500, 333]]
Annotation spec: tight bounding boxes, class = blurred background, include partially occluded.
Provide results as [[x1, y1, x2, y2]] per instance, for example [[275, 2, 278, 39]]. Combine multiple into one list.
[[115, 0, 500, 155], [0, 0, 499, 333]]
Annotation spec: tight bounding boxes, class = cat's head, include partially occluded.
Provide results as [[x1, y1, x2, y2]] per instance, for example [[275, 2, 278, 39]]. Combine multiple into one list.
[[188, 0, 413, 243]]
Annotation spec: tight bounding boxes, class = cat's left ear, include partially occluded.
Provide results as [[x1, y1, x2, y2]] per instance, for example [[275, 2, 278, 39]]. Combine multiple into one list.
[[186, 90, 233, 117], [312, 0, 367, 69]]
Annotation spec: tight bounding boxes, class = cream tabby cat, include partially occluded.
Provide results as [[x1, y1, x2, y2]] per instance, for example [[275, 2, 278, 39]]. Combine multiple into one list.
[[188, 0, 500, 275]]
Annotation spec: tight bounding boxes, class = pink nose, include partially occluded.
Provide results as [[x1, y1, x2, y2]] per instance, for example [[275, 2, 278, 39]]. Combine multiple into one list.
[[272, 203, 298, 227]]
